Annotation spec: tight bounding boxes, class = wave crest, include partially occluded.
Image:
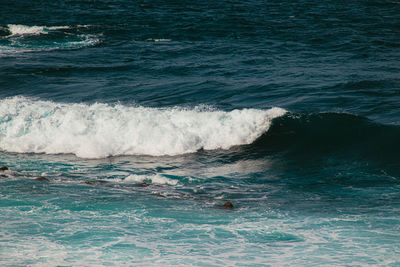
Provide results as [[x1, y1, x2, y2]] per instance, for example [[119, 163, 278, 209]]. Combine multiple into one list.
[[0, 97, 286, 158]]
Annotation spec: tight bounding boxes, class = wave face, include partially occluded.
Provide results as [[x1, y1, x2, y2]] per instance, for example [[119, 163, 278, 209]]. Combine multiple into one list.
[[250, 112, 400, 169], [0, 97, 286, 158]]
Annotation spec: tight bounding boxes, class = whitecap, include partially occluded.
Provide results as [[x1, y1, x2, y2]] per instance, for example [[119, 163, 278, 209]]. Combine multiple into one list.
[[6, 24, 72, 37], [7, 24, 47, 36]]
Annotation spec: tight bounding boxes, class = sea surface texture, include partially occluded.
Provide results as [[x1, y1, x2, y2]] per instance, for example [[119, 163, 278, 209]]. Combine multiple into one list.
[[1, 0, 399, 266]]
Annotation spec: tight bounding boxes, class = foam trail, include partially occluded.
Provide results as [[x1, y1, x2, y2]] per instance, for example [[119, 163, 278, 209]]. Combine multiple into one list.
[[0, 97, 286, 158]]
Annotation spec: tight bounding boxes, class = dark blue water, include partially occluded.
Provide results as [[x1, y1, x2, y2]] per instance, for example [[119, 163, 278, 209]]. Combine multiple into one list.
[[1, 0, 399, 265]]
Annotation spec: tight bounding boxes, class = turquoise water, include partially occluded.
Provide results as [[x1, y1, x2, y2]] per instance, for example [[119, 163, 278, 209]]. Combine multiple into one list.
[[2, 153, 398, 265], [1, 0, 400, 265]]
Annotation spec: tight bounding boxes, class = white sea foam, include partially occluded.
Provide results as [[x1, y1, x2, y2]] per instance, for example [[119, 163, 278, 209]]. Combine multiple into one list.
[[146, 38, 172, 42], [64, 34, 100, 48], [107, 174, 178, 185], [0, 97, 286, 158]]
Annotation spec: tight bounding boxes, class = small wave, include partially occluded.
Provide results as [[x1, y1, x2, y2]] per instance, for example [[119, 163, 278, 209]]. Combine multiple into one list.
[[6, 24, 71, 36], [0, 24, 99, 55], [0, 97, 286, 158]]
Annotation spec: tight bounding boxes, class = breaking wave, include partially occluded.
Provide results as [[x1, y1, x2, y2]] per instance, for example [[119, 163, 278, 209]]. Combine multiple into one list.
[[0, 97, 286, 158]]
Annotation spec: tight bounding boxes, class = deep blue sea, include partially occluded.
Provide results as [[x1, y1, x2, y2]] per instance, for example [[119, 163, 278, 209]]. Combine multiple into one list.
[[1, 0, 399, 265]]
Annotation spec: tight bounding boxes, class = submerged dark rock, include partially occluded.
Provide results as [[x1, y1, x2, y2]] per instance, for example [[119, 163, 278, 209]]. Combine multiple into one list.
[[196, 147, 204, 152], [138, 182, 150, 187], [35, 176, 49, 182], [84, 180, 108, 185], [0, 166, 9, 171], [223, 201, 234, 209]]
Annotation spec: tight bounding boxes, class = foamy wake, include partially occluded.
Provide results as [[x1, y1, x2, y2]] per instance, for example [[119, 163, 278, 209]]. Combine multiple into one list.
[[0, 97, 286, 158]]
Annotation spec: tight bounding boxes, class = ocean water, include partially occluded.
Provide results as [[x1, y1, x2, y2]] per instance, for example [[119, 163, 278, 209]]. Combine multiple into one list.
[[1, 0, 399, 265]]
